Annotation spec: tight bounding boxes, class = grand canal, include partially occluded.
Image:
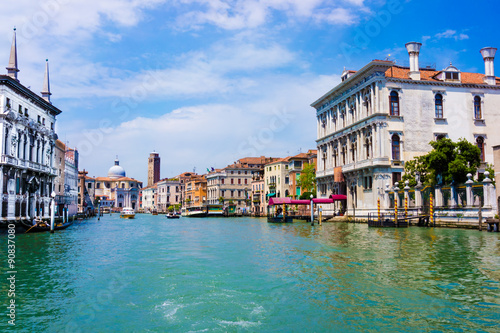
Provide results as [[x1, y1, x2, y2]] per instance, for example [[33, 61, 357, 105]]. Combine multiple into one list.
[[1, 215, 499, 332]]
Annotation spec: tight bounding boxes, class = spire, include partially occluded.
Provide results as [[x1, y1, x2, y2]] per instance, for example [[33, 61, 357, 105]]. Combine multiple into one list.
[[6, 28, 19, 81], [41, 59, 51, 103]]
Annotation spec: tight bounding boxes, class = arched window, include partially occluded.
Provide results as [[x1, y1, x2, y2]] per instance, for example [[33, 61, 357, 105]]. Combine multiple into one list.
[[474, 96, 482, 119], [392, 134, 400, 160], [435, 94, 443, 118], [476, 136, 485, 161], [390, 91, 399, 116]]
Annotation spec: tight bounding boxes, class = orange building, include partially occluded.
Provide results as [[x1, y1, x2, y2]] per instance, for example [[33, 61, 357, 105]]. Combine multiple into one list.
[[184, 175, 207, 207]]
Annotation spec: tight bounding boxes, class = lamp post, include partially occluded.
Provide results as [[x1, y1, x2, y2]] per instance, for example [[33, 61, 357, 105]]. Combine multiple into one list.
[[50, 191, 56, 233]]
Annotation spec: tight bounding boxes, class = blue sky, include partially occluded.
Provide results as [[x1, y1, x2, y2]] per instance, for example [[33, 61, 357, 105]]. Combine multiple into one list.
[[1, 0, 499, 183]]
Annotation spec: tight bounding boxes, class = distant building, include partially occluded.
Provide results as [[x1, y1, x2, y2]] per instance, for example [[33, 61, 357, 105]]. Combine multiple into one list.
[[0, 29, 61, 221], [313, 42, 500, 215], [78, 158, 142, 212], [288, 150, 317, 199], [185, 175, 207, 207], [140, 184, 157, 212], [157, 178, 181, 212], [148, 152, 160, 187]]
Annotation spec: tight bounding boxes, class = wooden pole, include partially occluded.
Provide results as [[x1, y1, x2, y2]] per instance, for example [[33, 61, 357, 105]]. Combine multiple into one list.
[[377, 198, 381, 222], [405, 196, 408, 220], [430, 193, 434, 226], [394, 197, 398, 226]]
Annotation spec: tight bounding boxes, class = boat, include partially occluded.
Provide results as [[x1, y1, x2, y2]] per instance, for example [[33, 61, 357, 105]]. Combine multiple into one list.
[[166, 213, 180, 219], [23, 219, 74, 233], [120, 207, 136, 219], [151, 209, 158, 216], [181, 206, 207, 217]]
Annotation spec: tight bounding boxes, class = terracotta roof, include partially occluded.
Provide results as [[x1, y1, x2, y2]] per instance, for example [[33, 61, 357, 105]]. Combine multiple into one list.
[[238, 156, 280, 165], [385, 66, 499, 85]]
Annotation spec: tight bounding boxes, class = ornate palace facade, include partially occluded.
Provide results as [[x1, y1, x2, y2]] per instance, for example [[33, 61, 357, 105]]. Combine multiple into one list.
[[313, 42, 500, 215]]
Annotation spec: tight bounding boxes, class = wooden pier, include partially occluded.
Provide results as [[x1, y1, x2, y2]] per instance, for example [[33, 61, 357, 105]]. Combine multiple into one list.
[[368, 213, 432, 228]]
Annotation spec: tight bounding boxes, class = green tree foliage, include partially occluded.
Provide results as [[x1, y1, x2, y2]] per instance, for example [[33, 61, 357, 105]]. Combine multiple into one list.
[[297, 162, 317, 193], [167, 205, 174, 212], [218, 196, 224, 204], [403, 138, 481, 186]]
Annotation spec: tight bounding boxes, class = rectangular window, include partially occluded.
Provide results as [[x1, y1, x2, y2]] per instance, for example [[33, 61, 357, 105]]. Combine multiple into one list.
[[88, 183, 92, 189], [221, 179, 224, 184], [18, 105, 22, 114], [392, 172, 401, 185], [42, 118, 45, 125], [25, 108, 28, 116], [231, 179, 234, 185], [231, 191, 234, 197], [285, 177, 289, 185], [244, 179, 247, 185], [37, 115, 41, 123], [238, 179, 241, 185]]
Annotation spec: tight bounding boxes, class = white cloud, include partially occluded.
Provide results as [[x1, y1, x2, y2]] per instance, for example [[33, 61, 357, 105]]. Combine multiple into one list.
[[174, 0, 365, 30], [434, 29, 469, 41], [67, 73, 339, 181]]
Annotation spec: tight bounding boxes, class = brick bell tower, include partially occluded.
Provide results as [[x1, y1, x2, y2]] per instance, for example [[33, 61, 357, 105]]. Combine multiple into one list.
[[148, 152, 160, 186]]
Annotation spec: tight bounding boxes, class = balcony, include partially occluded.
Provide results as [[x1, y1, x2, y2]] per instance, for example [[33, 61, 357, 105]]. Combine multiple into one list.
[[1, 155, 57, 175]]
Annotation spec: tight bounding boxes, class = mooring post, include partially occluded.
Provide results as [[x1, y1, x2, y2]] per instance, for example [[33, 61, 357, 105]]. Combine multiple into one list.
[[377, 198, 381, 222], [50, 191, 56, 233], [394, 197, 398, 226], [430, 193, 434, 227]]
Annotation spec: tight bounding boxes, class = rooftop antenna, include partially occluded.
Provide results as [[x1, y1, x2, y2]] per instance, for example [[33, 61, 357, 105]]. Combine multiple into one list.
[[193, 167, 196, 173]]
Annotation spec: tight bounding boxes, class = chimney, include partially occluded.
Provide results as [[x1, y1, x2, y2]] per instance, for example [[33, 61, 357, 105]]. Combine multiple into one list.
[[405, 42, 422, 80], [480, 47, 497, 85]]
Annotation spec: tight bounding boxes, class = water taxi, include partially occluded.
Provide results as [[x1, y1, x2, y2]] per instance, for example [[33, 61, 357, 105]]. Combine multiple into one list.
[[120, 207, 136, 219], [181, 206, 207, 217]]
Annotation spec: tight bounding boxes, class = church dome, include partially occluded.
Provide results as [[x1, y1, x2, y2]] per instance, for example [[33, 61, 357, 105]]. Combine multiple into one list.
[[108, 159, 126, 179]]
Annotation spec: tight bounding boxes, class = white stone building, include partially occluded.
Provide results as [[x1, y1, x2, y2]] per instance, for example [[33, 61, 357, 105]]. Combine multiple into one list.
[[313, 42, 500, 216], [157, 179, 181, 212], [206, 162, 258, 210], [0, 29, 60, 222], [79, 159, 142, 212], [140, 185, 157, 212]]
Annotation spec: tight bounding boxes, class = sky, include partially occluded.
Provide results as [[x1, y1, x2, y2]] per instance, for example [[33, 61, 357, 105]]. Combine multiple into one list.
[[0, 0, 499, 183]]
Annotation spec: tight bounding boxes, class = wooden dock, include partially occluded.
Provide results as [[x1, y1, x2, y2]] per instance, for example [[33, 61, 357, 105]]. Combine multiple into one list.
[[368, 213, 431, 228]]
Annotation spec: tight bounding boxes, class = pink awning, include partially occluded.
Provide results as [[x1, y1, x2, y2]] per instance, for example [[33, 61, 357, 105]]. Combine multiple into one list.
[[330, 194, 347, 200], [268, 197, 292, 205], [312, 198, 334, 204]]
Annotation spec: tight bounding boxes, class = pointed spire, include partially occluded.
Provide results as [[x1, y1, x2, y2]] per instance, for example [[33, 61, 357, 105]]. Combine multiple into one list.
[[6, 28, 19, 81], [41, 59, 51, 103]]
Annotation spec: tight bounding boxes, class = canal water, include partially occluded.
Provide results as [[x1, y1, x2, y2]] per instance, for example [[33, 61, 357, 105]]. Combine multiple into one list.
[[1, 215, 499, 332]]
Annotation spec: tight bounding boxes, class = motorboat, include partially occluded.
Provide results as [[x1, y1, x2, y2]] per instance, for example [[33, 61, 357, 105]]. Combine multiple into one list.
[[120, 207, 136, 219]]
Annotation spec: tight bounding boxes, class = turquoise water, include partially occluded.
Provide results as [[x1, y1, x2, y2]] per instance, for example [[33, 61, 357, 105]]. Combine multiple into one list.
[[1, 215, 499, 332]]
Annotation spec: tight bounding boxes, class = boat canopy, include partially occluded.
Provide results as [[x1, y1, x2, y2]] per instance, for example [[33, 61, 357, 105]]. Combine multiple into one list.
[[268, 195, 347, 206], [266, 193, 276, 197]]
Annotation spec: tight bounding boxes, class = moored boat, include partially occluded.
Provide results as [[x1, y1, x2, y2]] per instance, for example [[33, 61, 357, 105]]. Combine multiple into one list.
[[120, 207, 136, 219], [166, 213, 180, 219], [23, 219, 74, 233], [181, 206, 207, 217]]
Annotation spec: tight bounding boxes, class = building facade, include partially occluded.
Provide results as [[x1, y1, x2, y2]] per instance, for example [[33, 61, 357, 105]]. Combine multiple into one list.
[[157, 178, 181, 212], [140, 184, 157, 212], [78, 159, 142, 212], [0, 29, 61, 222], [185, 175, 207, 207], [313, 42, 500, 215]]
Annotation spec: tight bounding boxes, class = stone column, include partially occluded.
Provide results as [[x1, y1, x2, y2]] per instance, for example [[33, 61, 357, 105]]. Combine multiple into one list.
[[404, 180, 410, 206], [435, 186, 443, 207], [370, 85, 375, 115], [415, 184, 423, 209], [483, 171, 492, 208], [465, 173, 473, 207], [384, 183, 390, 209], [450, 184, 457, 208]]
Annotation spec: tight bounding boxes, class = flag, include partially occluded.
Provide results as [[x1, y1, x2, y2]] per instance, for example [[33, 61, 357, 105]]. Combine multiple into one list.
[[207, 168, 210, 173]]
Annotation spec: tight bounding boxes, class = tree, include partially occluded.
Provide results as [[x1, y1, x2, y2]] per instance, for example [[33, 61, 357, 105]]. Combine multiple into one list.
[[218, 196, 224, 205], [297, 162, 317, 194], [402, 138, 481, 186], [167, 205, 174, 212]]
